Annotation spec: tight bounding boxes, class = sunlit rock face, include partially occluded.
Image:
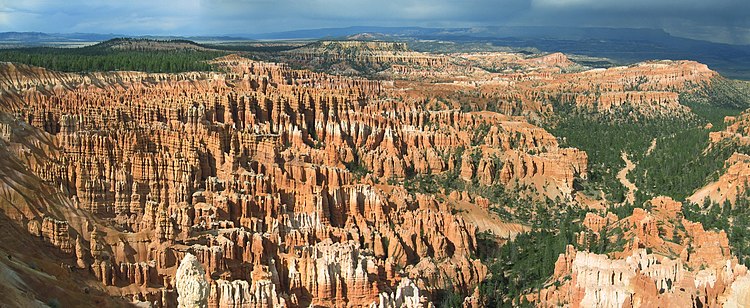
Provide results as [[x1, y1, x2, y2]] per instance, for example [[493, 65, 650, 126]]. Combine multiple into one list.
[[538, 197, 749, 308], [176, 253, 209, 308], [0, 57, 511, 307], [0, 46, 720, 307]]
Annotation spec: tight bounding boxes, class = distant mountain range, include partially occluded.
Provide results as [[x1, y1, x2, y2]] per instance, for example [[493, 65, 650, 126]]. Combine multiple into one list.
[[242, 26, 750, 79], [0, 32, 248, 43], [0, 32, 118, 42], [2, 26, 750, 79]]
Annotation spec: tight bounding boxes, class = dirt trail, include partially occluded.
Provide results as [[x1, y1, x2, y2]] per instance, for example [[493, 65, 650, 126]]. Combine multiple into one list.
[[617, 152, 638, 205], [646, 138, 657, 156]]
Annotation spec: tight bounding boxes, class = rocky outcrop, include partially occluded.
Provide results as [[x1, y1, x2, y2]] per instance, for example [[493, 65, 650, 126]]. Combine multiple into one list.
[[40, 217, 74, 254], [371, 278, 426, 308], [0, 55, 510, 307], [176, 253, 209, 308], [725, 274, 750, 307], [294, 46, 717, 118], [689, 153, 750, 206], [710, 110, 750, 146], [0, 45, 722, 308], [281, 41, 469, 77], [538, 197, 749, 308], [209, 277, 287, 308]]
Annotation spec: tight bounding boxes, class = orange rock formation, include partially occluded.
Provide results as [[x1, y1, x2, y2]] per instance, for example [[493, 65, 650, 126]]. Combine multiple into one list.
[[0, 55, 587, 306], [538, 197, 750, 308], [0, 44, 725, 307]]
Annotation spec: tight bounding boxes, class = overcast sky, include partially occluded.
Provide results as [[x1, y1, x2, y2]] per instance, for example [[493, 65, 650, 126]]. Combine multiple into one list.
[[1, 0, 749, 45]]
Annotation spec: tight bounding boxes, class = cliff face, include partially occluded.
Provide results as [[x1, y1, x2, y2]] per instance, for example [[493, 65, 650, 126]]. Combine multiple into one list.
[[696, 109, 750, 206], [538, 197, 749, 308], [710, 110, 750, 146], [0, 46, 726, 307], [276, 42, 717, 119], [689, 153, 750, 206], [281, 41, 468, 77], [478, 59, 714, 118], [0, 55, 590, 307]]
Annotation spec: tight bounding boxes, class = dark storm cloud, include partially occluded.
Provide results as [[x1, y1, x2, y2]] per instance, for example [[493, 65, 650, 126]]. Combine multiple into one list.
[[193, 0, 532, 31], [526, 0, 750, 44], [0, 0, 748, 44]]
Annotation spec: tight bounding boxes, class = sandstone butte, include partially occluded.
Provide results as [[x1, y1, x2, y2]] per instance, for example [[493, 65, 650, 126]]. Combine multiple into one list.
[[0, 45, 726, 307]]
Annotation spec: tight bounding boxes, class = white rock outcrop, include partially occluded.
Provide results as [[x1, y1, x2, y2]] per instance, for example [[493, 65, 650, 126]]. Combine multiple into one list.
[[175, 253, 209, 308], [371, 278, 423, 308]]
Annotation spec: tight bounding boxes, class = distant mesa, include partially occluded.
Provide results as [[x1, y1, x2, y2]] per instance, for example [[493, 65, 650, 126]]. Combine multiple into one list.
[[91, 38, 213, 51]]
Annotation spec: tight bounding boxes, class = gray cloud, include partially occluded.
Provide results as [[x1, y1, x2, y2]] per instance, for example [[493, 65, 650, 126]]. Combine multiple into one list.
[[0, 0, 748, 44]]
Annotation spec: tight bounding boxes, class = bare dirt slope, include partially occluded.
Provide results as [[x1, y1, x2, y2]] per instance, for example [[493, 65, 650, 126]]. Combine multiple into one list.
[[617, 152, 638, 205]]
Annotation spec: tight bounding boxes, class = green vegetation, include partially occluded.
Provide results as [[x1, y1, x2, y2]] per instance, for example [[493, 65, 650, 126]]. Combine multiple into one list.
[[683, 78, 750, 111], [629, 81, 750, 204], [475, 80, 750, 306], [609, 201, 644, 219], [375, 62, 750, 308], [477, 203, 627, 307], [549, 113, 693, 203], [344, 158, 370, 179], [400, 171, 535, 222], [478, 206, 580, 307], [205, 43, 302, 53], [681, 98, 745, 130], [0, 39, 224, 73], [435, 289, 466, 308], [397, 148, 631, 305], [548, 80, 750, 205], [631, 136, 750, 204], [472, 123, 492, 146]]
